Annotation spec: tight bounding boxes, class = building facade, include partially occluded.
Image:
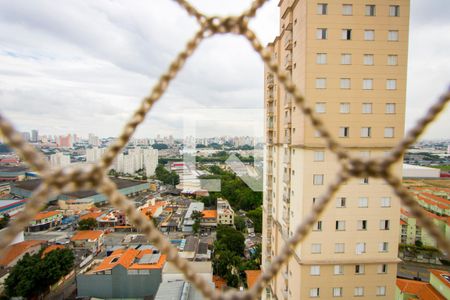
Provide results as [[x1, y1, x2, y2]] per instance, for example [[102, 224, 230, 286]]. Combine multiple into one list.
[[263, 1, 409, 299]]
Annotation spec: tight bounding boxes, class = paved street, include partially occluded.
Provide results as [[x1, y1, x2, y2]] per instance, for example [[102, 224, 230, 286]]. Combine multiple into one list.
[[398, 261, 450, 281]]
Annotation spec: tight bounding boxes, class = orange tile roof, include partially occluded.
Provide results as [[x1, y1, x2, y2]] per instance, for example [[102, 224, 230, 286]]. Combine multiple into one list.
[[71, 230, 103, 241], [93, 248, 166, 272], [396, 278, 445, 300], [202, 210, 217, 219], [0, 240, 45, 267], [42, 244, 65, 257], [430, 269, 450, 289], [421, 193, 450, 206], [80, 211, 103, 220], [213, 275, 226, 290], [400, 219, 407, 225], [245, 270, 261, 289], [33, 210, 62, 221], [417, 195, 448, 210]]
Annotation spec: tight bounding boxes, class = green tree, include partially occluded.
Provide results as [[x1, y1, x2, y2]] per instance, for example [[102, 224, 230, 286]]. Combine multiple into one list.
[[155, 165, 180, 185], [78, 218, 98, 230], [234, 215, 246, 232], [0, 213, 10, 229], [247, 207, 262, 233], [216, 225, 245, 255], [191, 210, 203, 234], [5, 248, 75, 298]]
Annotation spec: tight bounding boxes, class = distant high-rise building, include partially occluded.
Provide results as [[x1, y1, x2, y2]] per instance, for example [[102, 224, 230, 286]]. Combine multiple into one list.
[[21, 132, 31, 142], [31, 130, 38, 142], [88, 133, 100, 147], [58, 135, 73, 148], [143, 148, 158, 177], [49, 152, 71, 168], [263, 1, 409, 299], [86, 147, 106, 163]]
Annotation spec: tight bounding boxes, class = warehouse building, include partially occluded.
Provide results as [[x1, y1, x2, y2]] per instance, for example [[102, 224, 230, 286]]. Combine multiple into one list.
[[11, 178, 150, 204]]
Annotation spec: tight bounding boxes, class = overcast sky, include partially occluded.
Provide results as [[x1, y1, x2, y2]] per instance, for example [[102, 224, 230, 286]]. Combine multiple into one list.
[[0, 0, 449, 140]]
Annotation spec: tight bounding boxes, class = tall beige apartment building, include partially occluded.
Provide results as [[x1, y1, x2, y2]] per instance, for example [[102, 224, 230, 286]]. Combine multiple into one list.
[[263, 1, 409, 299]]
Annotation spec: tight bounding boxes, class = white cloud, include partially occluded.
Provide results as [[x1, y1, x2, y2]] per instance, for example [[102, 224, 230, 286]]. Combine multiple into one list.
[[0, 0, 448, 140]]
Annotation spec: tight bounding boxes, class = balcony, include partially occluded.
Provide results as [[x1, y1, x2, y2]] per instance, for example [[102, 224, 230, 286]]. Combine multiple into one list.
[[284, 31, 292, 50], [267, 181, 273, 190], [267, 164, 273, 175], [283, 171, 290, 184], [283, 194, 290, 204], [284, 133, 291, 144], [267, 105, 275, 115], [284, 94, 292, 108], [267, 74, 274, 88], [284, 151, 291, 164], [282, 289, 289, 300], [267, 90, 274, 103], [284, 112, 291, 128], [284, 54, 292, 70]]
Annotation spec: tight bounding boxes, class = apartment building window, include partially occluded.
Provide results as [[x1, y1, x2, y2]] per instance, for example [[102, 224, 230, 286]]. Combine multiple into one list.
[[334, 265, 344, 275], [363, 79, 373, 90], [336, 220, 346, 231], [380, 220, 390, 230], [354, 287, 364, 297], [376, 286, 386, 296], [342, 4, 352, 16], [316, 78, 327, 89], [341, 53, 351, 64], [342, 29, 352, 40], [333, 287, 343, 297], [364, 54, 374, 65], [381, 197, 391, 207], [359, 151, 370, 158], [361, 127, 371, 138], [388, 55, 398, 65], [386, 79, 397, 90], [317, 3, 328, 15], [357, 220, 367, 231], [384, 127, 395, 138], [316, 53, 327, 64], [339, 127, 349, 138], [315, 102, 326, 113], [314, 130, 321, 138], [356, 242, 366, 254], [378, 264, 388, 274], [313, 220, 322, 231], [390, 5, 400, 17], [364, 30, 375, 41], [361, 177, 369, 184], [340, 78, 351, 89], [365, 5, 376, 16], [336, 197, 346, 208], [388, 30, 399, 41], [385, 103, 396, 114], [355, 264, 365, 274], [316, 28, 328, 40], [379, 242, 389, 252], [313, 174, 324, 185], [362, 103, 372, 114], [340, 103, 350, 113], [310, 288, 320, 298], [314, 151, 325, 161], [358, 197, 368, 208], [310, 265, 320, 276], [335, 243, 345, 253], [312, 244, 322, 254]]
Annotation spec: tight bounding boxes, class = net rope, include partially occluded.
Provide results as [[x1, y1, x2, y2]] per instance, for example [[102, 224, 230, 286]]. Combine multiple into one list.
[[0, 1, 449, 299]]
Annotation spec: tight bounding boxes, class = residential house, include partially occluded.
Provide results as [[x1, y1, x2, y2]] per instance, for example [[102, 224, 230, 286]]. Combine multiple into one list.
[[27, 210, 63, 232], [71, 230, 104, 254], [77, 248, 166, 299]]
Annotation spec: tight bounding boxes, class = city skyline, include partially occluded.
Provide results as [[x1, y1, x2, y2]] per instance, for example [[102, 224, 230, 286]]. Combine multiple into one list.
[[0, 1, 449, 139]]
